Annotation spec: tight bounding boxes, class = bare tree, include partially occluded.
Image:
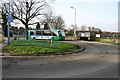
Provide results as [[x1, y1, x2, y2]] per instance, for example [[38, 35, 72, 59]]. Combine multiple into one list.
[[36, 22, 40, 30], [11, 0, 54, 38], [42, 10, 56, 29], [42, 11, 65, 29], [53, 16, 65, 29], [68, 25, 74, 36], [1, 3, 8, 37], [81, 25, 87, 31], [88, 27, 91, 31]]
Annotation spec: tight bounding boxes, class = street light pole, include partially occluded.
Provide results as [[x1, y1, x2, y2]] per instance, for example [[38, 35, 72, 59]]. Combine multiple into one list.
[[71, 6, 76, 40]]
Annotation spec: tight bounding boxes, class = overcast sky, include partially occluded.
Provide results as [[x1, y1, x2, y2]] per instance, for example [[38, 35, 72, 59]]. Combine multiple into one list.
[[51, 0, 119, 32], [0, 0, 119, 32]]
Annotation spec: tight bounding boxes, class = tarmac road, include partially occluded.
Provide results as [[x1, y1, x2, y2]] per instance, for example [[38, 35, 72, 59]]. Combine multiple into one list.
[[2, 41, 119, 78]]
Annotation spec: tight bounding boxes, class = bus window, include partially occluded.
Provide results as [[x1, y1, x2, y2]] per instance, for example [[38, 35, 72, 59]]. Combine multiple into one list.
[[30, 31, 34, 35], [43, 32, 49, 36], [36, 31, 42, 35], [61, 31, 65, 37], [53, 33, 57, 36], [58, 31, 62, 37]]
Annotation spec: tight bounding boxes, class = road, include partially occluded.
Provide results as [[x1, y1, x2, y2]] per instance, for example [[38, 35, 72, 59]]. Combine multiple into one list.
[[2, 41, 119, 78]]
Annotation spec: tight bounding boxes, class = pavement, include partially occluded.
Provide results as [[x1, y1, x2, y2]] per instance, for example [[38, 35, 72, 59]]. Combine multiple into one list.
[[1, 41, 119, 78], [0, 37, 8, 56]]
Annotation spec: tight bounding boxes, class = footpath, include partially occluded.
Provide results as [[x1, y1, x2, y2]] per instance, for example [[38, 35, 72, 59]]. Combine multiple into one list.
[[0, 37, 7, 56]]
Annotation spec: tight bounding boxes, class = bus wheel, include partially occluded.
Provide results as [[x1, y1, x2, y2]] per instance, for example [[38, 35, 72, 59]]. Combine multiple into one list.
[[33, 37, 36, 40]]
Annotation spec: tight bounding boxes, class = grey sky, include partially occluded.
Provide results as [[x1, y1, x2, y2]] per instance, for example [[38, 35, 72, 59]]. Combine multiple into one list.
[[0, 0, 119, 32], [52, 0, 119, 32]]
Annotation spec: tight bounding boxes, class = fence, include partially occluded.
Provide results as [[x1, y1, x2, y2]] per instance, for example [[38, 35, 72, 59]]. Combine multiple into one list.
[[10, 29, 59, 48]]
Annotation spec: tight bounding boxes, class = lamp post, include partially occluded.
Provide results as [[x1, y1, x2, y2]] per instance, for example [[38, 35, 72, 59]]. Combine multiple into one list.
[[71, 6, 76, 40]]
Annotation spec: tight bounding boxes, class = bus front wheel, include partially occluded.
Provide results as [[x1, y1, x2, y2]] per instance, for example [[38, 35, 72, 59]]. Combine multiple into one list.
[[33, 37, 36, 40]]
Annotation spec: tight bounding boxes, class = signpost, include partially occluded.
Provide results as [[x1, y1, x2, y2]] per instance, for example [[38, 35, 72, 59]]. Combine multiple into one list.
[[7, 0, 13, 45]]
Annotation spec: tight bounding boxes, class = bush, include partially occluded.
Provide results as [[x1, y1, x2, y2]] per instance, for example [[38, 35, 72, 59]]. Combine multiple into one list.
[[90, 33, 96, 41]]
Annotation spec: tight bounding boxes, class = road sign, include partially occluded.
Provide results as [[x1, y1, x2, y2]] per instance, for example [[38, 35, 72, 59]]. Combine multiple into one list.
[[96, 34, 100, 38], [7, 14, 13, 23]]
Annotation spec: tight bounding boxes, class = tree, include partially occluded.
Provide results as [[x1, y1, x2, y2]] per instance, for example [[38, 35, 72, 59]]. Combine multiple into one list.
[[67, 25, 74, 36], [53, 16, 65, 29], [1, 4, 8, 37], [91, 27, 95, 32], [88, 27, 91, 32], [94, 28, 102, 34], [42, 11, 65, 29], [68, 29, 74, 36], [44, 11, 55, 29], [88, 27, 102, 41], [11, 0, 54, 38], [81, 25, 87, 31], [19, 27, 25, 35], [42, 10, 55, 29], [36, 22, 40, 30], [44, 22, 49, 29], [89, 27, 102, 34]]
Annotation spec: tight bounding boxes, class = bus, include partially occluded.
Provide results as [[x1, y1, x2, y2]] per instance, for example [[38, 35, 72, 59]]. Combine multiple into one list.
[[28, 29, 65, 41]]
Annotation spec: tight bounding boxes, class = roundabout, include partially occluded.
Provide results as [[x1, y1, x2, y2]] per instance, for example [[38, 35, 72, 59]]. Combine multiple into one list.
[[2, 41, 119, 78], [2, 40, 83, 56]]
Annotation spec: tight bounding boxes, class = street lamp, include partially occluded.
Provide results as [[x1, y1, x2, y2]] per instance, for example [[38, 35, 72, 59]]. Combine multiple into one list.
[[70, 6, 76, 40]]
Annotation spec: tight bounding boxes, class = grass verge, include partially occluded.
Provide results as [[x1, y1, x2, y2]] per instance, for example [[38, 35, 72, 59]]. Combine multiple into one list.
[[3, 40, 79, 56], [96, 39, 120, 45]]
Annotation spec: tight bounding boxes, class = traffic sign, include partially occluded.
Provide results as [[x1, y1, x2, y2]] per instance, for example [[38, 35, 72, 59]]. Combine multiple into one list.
[[7, 14, 13, 23]]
